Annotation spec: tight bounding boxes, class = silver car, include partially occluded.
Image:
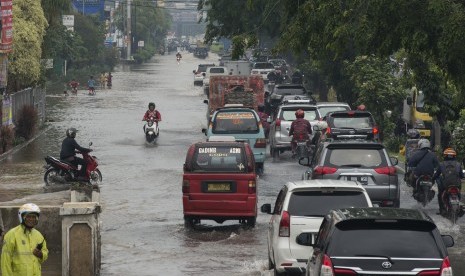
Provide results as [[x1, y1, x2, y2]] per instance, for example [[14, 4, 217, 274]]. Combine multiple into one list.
[[301, 139, 400, 207], [315, 101, 351, 118], [269, 101, 319, 158]]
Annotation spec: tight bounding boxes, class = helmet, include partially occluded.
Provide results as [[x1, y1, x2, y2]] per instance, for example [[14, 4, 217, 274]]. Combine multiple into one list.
[[316, 120, 328, 130], [407, 128, 420, 139], [443, 148, 457, 158], [418, 139, 431, 149], [66, 128, 77, 138], [18, 203, 40, 224], [295, 109, 305, 118], [357, 104, 366, 111], [148, 102, 155, 109], [258, 104, 265, 112]]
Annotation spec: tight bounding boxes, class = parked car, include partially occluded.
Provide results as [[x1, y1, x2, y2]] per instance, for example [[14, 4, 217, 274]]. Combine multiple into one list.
[[300, 139, 400, 207], [193, 63, 216, 86], [203, 106, 266, 173], [202, 66, 228, 95], [269, 100, 319, 158], [265, 84, 315, 115], [182, 137, 257, 227], [305, 207, 454, 275], [251, 62, 275, 82], [324, 110, 379, 141], [315, 102, 351, 119], [261, 180, 373, 276]]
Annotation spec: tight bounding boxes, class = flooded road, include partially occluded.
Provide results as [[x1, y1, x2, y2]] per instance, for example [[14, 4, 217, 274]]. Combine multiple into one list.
[[1, 52, 464, 275]]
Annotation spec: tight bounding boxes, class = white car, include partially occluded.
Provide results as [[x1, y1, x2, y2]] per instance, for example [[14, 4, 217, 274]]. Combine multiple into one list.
[[193, 63, 216, 86], [202, 66, 228, 95], [260, 179, 373, 275], [251, 62, 275, 82]]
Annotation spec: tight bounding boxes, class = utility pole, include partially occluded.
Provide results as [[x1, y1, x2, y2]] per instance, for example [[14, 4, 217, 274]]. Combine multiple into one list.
[[126, 0, 132, 59]]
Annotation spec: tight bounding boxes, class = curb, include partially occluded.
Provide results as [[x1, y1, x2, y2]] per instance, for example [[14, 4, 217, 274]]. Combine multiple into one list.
[[0, 126, 51, 162]]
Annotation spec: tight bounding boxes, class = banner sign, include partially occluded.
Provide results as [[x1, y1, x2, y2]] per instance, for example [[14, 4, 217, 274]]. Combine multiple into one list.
[[0, 0, 13, 53]]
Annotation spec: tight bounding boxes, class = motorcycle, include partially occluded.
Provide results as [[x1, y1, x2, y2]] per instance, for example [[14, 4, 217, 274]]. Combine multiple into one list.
[[294, 134, 313, 160], [71, 86, 78, 94], [144, 117, 159, 145], [414, 175, 435, 206], [43, 142, 102, 185], [441, 183, 464, 224], [176, 56, 181, 64]]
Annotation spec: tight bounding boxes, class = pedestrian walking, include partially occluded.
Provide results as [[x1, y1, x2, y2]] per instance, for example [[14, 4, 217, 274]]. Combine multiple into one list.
[[99, 72, 107, 89], [1, 203, 48, 276]]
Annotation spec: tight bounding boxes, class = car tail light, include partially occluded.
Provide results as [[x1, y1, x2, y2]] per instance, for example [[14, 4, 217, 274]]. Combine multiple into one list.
[[381, 200, 395, 207], [320, 255, 335, 276], [418, 271, 441, 276], [448, 186, 460, 195], [373, 126, 379, 135], [313, 166, 338, 176], [374, 166, 396, 176], [248, 180, 256, 194], [254, 138, 266, 148], [440, 257, 453, 276], [326, 127, 331, 134], [334, 268, 357, 275], [275, 119, 281, 131], [182, 180, 190, 193], [278, 211, 290, 237]]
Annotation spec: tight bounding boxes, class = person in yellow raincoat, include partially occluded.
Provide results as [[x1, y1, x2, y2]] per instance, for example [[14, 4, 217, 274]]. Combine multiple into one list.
[[1, 203, 48, 276]]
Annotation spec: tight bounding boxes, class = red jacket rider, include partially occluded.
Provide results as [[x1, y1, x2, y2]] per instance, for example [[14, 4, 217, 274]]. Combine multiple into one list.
[[142, 102, 161, 121], [289, 109, 312, 152]]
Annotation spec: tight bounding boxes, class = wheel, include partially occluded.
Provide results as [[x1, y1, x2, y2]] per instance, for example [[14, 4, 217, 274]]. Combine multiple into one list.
[[450, 212, 457, 225], [274, 267, 285, 276], [268, 253, 275, 270], [89, 169, 103, 185], [422, 189, 429, 207], [246, 217, 256, 228], [184, 217, 196, 228], [271, 146, 279, 160], [44, 168, 70, 186]]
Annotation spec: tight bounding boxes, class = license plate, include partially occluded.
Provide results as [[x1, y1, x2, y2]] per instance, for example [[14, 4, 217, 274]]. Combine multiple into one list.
[[207, 183, 231, 192], [360, 176, 368, 182]]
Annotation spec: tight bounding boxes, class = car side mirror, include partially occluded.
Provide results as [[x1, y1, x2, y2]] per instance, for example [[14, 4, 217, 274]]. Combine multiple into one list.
[[192, 70, 196, 74], [88, 142, 93, 147], [203, 99, 209, 104], [441, 235, 454, 247], [183, 163, 190, 172], [296, 233, 314, 246], [202, 72, 206, 77], [260, 203, 272, 214], [406, 96, 412, 105], [201, 128, 207, 134], [390, 156, 399, 166], [299, 157, 311, 166], [264, 91, 270, 97]]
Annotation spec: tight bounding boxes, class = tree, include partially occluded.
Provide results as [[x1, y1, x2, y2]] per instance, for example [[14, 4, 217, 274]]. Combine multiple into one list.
[[8, 0, 48, 91]]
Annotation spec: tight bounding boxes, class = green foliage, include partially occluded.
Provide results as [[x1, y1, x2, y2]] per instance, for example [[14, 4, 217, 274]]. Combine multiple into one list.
[[15, 105, 38, 140], [133, 45, 156, 64], [8, 0, 48, 91]]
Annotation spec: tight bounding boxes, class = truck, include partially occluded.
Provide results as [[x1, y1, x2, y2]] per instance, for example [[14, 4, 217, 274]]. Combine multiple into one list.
[[204, 75, 265, 122], [222, 60, 252, 76], [402, 87, 434, 138]]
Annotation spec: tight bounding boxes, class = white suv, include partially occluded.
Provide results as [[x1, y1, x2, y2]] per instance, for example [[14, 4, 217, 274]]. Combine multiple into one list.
[[260, 179, 372, 275]]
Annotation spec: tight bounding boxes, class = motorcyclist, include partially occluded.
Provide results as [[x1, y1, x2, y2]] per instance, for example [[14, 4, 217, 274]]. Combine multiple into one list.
[[291, 70, 303, 84], [356, 104, 366, 111], [142, 102, 162, 132], [59, 128, 92, 180], [433, 148, 465, 215], [311, 120, 328, 145], [289, 109, 312, 157], [403, 128, 421, 181], [257, 104, 270, 139], [68, 79, 79, 93], [407, 139, 440, 197], [176, 52, 182, 60]]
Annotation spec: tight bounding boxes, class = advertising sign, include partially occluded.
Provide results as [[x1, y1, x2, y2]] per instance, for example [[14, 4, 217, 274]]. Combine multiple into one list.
[[0, 0, 13, 53]]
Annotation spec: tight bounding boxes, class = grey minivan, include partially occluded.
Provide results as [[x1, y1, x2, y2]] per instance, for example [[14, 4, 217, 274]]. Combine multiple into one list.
[[300, 139, 400, 207]]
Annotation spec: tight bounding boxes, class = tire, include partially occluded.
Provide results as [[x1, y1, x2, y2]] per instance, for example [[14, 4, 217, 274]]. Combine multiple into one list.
[[450, 211, 457, 225], [246, 216, 256, 228], [89, 169, 103, 185], [268, 253, 275, 270], [274, 268, 285, 276], [184, 217, 196, 228], [422, 188, 429, 207], [44, 168, 70, 186]]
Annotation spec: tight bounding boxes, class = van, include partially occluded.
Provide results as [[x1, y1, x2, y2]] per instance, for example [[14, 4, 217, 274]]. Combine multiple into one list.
[[204, 107, 266, 173], [182, 139, 258, 227]]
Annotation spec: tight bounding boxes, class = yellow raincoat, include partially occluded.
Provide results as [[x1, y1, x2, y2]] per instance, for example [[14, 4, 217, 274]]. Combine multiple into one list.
[[1, 224, 48, 276]]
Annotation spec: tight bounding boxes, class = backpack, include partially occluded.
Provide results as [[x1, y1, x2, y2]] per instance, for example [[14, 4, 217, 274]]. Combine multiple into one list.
[[442, 161, 460, 187]]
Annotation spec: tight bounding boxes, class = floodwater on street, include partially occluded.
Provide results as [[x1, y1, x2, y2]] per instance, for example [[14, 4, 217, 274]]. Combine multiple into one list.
[[1, 52, 465, 275]]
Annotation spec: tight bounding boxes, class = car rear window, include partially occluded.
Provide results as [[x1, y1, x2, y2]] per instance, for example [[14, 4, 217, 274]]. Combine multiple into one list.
[[275, 88, 306, 96], [326, 149, 386, 168], [210, 67, 225, 74], [213, 111, 259, 134], [288, 191, 369, 217], [331, 117, 373, 128], [328, 221, 441, 258], [318, 106, 350, 118], [192, 146, 246, 172], [281, 108, 318, 121], [253, 63, 274, 69]]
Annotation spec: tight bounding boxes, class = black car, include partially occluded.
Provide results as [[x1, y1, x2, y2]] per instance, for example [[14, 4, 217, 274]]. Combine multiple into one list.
[[265, 84, 316, 115], [304, 207, 454, 275], [325, 110, 379, 141]]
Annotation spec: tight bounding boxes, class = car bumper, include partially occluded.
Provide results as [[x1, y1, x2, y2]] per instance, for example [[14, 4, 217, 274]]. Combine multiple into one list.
[[273, 240, 307, 273], [183, 196, 257, 217]]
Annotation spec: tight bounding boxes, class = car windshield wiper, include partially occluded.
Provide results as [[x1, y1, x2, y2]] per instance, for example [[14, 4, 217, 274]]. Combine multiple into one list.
[[340, 164, 363, 167], [355, 254, 394, 264]]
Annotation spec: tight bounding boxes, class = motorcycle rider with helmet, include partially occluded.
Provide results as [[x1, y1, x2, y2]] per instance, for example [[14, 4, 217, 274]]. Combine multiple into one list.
[[407, 138, 440, 198], [142, 102, 162, 131], [356, 104, 366, 111], [289, 109, 312, 157], [1, 203, 48, 275], [433, 148, 464, 215], [60, 128, 92, 180]]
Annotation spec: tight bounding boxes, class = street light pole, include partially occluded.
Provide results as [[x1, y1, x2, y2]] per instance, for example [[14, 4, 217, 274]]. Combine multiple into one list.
[[126, 0, 131, 59], [82, 0, 85, 15]]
